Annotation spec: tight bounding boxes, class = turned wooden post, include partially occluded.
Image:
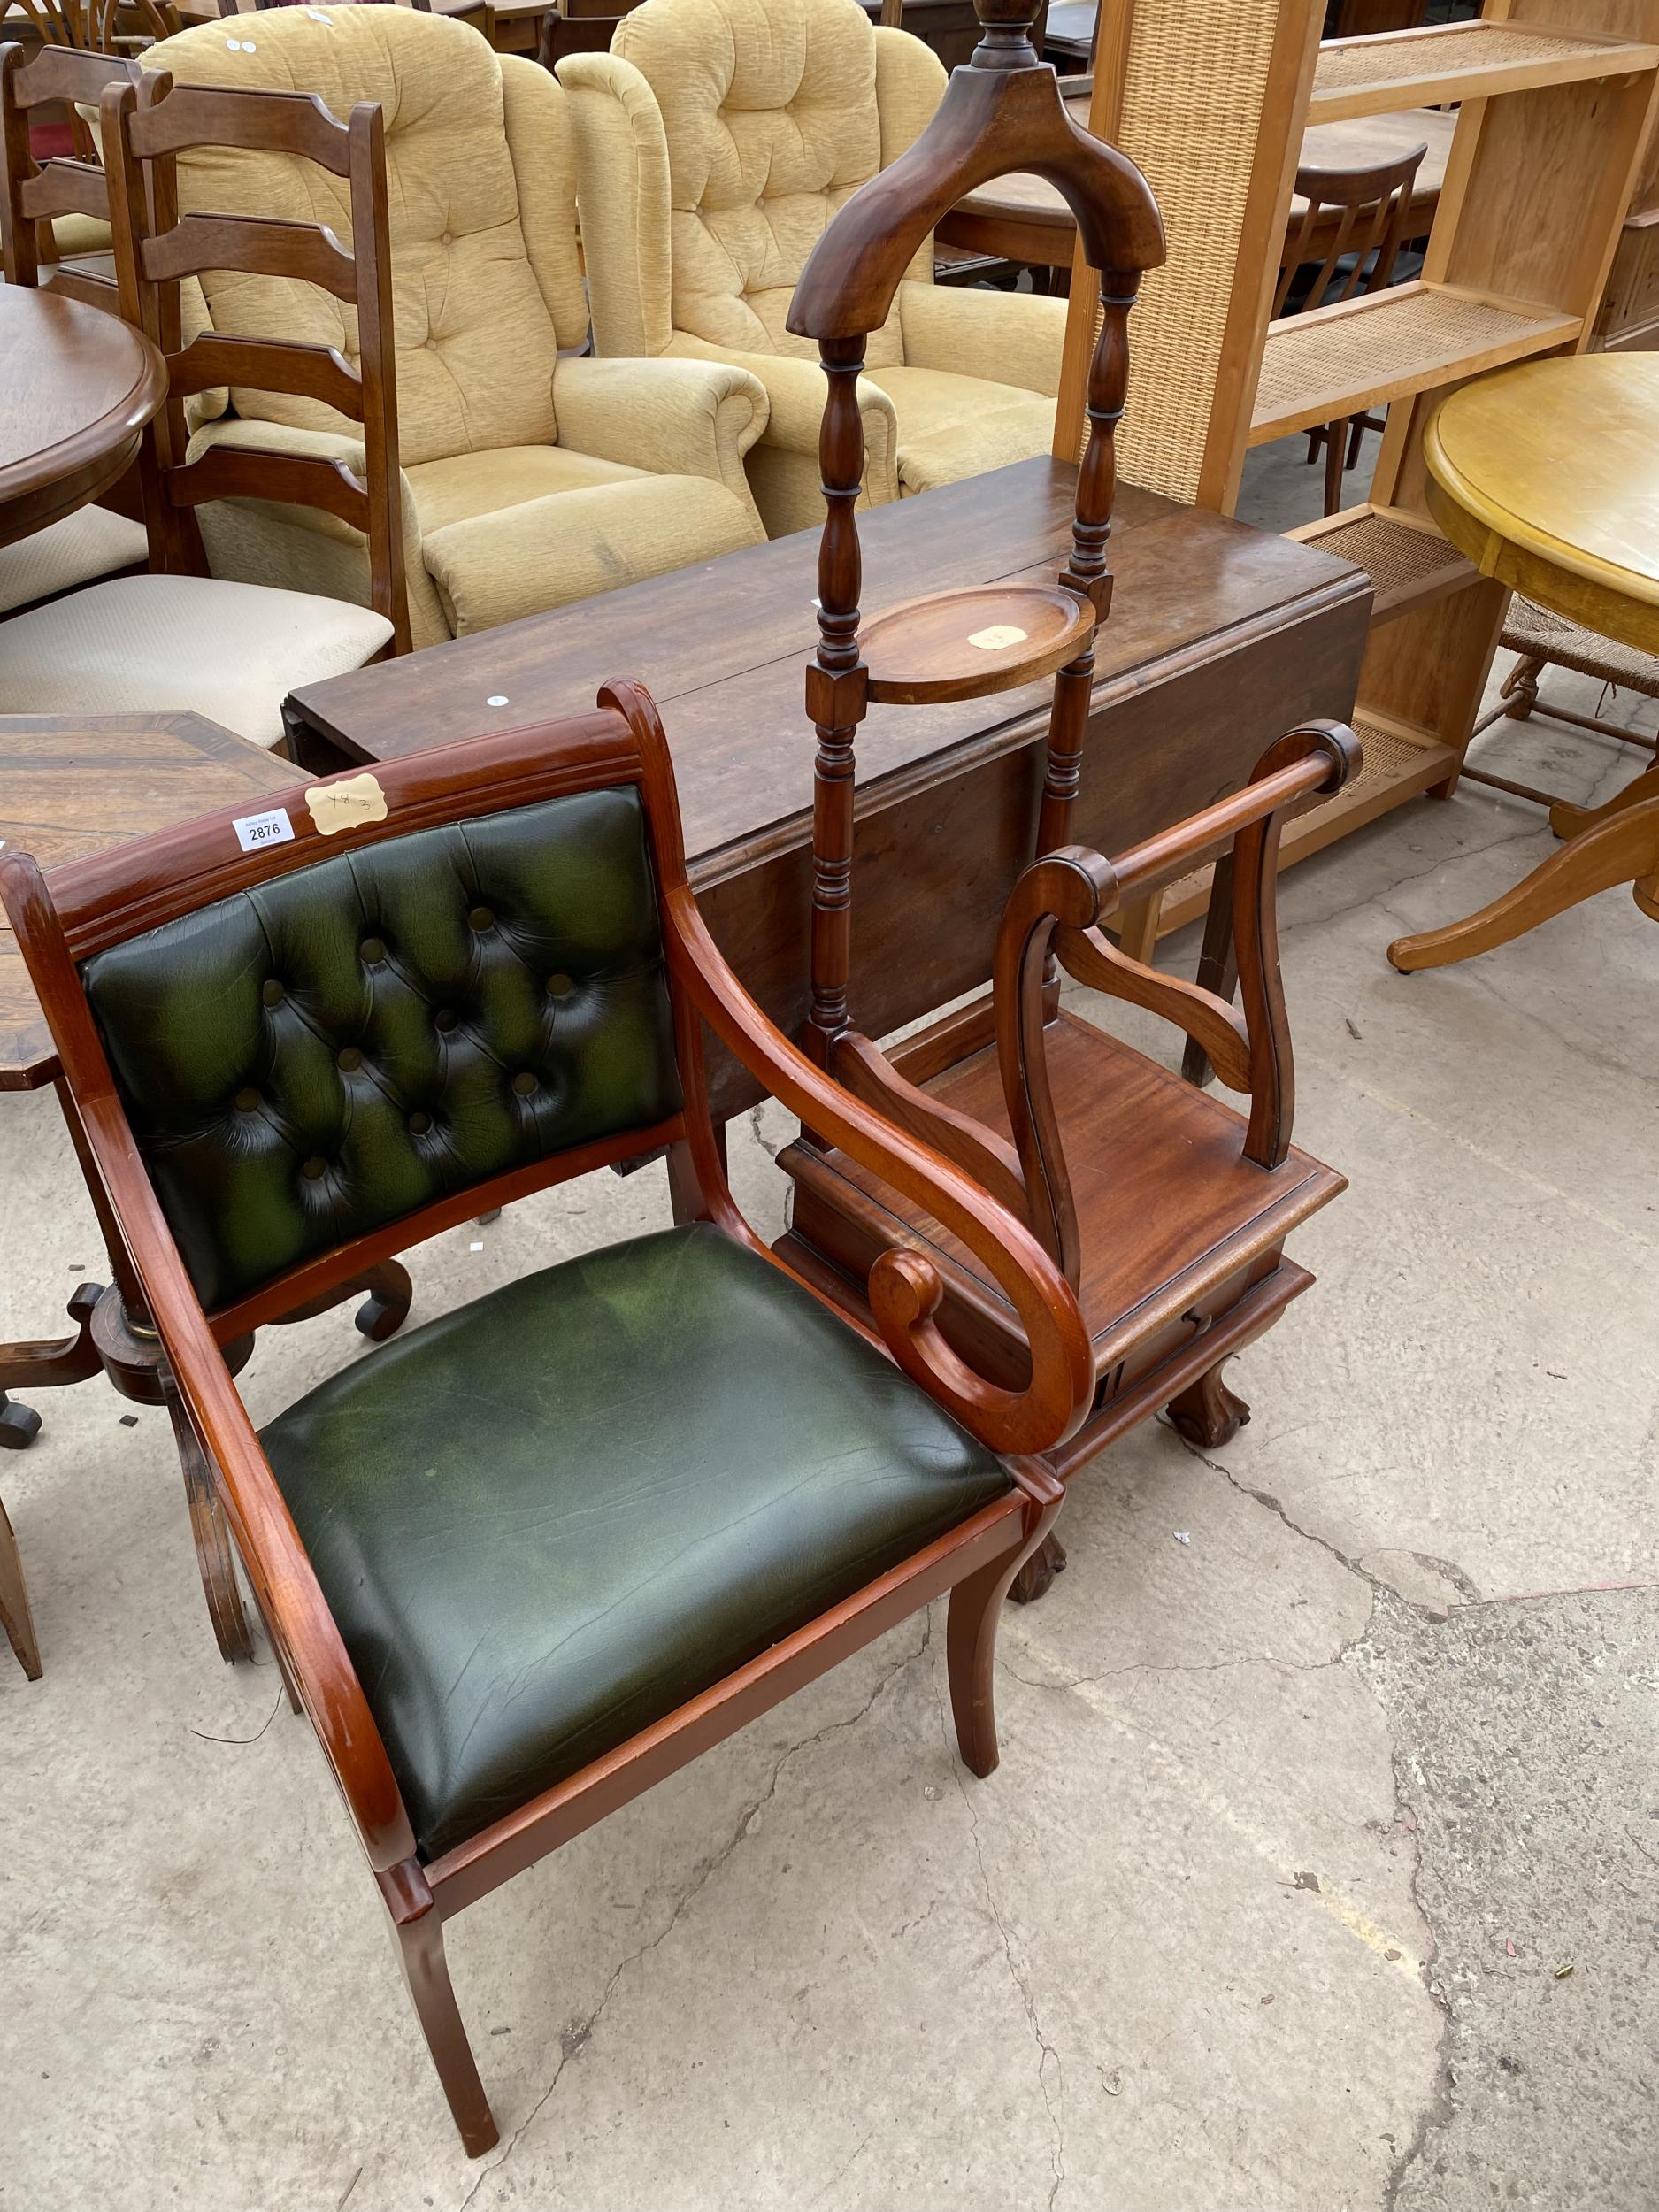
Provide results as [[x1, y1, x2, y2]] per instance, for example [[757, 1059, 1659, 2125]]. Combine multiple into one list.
[[804, 337, 872, 1065], [1040, 266, 1140, 856]]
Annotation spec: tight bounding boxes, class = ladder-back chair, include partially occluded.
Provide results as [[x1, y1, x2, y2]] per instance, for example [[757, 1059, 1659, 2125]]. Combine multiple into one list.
[[1, 683, 1087, 2144], [772, 0, 1357, 1599], [1, 68, 411, 750]]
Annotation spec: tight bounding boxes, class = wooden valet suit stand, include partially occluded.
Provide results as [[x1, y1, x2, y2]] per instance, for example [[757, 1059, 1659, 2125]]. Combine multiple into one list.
[[772, 0, 1360, 1600]]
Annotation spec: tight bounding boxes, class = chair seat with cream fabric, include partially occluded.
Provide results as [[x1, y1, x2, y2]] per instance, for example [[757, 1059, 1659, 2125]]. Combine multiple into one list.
[[140, 6, 769, 647], [0, 506, 149, 615], [0, 575, 393, 749], [557, 0, 1068, 538]]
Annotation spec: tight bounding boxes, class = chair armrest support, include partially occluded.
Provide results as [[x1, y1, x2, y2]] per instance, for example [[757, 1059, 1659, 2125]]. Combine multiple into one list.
[[657, 883, 1093, 1458]]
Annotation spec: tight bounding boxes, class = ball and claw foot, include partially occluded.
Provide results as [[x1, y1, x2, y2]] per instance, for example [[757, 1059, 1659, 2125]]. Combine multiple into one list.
[[1167, 1367, 1251, 1451], [1009, 1531, 1066, 1607]]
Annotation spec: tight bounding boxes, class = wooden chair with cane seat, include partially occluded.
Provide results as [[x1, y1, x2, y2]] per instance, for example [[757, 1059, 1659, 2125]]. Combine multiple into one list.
[[768, 0, 1356, 1599], [1470, 598, 1659, 780], [1275, 140, 1426, 516], [0, 681, 1087, 2146], [0, 67, 410, 748]]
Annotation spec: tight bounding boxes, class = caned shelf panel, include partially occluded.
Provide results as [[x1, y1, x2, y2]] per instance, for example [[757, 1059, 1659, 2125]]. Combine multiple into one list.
[[1286, 503, 1475, 626], [1149, 718, 1461, 940], [1248, 281, 1579, 445], [1310, 20, 1659, 125]]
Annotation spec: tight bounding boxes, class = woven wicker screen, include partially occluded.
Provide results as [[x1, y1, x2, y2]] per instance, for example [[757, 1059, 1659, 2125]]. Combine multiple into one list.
[[1076, 0, 1282, 503]]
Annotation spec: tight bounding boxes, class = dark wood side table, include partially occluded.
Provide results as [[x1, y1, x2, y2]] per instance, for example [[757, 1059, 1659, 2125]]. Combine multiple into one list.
[[288, 457, 1373, 1118], [0, 286, 165, 550]]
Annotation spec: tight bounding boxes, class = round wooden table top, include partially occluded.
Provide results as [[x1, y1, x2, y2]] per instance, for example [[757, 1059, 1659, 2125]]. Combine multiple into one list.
[[1424, 353, 1659, 656], [0, 285, 166, 553]]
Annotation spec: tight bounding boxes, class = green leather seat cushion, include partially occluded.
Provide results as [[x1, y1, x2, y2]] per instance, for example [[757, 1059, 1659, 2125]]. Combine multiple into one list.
[[261, 1224, 1010, 1860]]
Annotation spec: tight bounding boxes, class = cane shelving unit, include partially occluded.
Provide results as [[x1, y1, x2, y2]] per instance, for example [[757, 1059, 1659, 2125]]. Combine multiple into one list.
[[1056, 0, 1659, 947]]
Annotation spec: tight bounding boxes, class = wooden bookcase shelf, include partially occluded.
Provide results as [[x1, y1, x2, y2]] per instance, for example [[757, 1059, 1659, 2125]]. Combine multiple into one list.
[[1058, 0, 1659, 952], [1249, 281, 1579, 444], [1285, 504, 1476, 626], [1309, 19, 1659, 124]]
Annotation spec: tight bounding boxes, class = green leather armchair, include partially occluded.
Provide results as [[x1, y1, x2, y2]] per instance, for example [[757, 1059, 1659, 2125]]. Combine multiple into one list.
[[1, 681, 1091, 2155]]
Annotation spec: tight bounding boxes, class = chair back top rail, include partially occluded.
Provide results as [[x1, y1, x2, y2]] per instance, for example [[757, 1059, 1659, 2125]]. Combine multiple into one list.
[[1274, 141, 1426, 318]]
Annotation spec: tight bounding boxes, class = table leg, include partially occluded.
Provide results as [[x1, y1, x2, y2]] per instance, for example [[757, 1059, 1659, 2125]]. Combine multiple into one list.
[[0, 1283, 105, 1451], [1387, 794, 1659, 971], [1548, 762, 1659, 842], [0, 1489, 42, 1679]]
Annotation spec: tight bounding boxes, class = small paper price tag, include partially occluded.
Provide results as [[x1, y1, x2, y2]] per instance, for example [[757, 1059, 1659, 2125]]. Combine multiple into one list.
[[233, 806, 295, 855], [307, 772, 388, 837], [967, 624, 1028, 651]]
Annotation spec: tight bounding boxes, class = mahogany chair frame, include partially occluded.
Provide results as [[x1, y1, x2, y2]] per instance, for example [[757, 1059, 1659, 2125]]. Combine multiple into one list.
[[0, 683, 1088, 2147], [99, 70, 411, 649], [1276, 141, 1427, 516]]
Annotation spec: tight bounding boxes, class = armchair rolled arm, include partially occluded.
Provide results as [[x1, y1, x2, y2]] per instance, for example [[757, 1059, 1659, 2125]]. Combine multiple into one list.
[[666, 336, 900, 499], [0, 851, 417, 1878], [657, 883, 1093, 1458], [553, 353, 769, 518], [897, 279, 1068, 399]]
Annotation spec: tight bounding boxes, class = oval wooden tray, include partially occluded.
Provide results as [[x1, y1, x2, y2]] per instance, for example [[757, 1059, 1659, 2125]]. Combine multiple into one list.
[[859, 582, 1095, 705]]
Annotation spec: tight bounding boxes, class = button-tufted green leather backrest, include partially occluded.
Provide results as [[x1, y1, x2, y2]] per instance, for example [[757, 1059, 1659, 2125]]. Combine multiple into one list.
[[81, 788, 683, 1314]]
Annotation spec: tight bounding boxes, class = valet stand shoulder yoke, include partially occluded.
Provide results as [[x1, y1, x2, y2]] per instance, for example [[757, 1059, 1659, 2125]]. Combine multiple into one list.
[[775, 0, 1359, 1600]]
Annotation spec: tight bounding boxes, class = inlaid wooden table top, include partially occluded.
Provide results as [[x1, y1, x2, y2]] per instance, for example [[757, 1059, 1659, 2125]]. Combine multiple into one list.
[[0, 712, 296, 1091], [0, 285, 166, 552], [1424, 354, 1659, 654]]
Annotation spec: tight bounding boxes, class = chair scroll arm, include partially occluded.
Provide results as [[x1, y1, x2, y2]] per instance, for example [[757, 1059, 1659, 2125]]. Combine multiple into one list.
[[0, 852, 417, 1878], [658, 885, 1094, 1459]]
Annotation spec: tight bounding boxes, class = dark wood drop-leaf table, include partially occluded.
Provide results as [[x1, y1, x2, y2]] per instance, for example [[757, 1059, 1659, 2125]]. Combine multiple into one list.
[[288, 457, 1372, 1118]]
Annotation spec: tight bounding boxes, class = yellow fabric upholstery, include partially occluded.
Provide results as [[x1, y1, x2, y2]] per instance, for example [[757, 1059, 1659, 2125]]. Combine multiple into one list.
[[142, 8, 766, 641], [421, 472, 757, 635], [0, 574, 391, 749], [46, 213, 111, 257], [558, 0, 1064, 538], [142, 13, 572, 462], [610, 0, 918, 366]]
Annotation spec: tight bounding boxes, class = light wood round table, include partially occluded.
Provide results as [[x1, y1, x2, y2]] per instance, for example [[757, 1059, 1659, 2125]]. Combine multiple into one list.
[[0, 285, 165, 551], [1388, 353, 1659, 970]]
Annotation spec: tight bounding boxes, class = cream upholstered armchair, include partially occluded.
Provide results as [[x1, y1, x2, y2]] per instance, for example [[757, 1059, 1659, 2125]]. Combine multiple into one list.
[[137, 6, 769, 647], [557, 0, 1069, 540]]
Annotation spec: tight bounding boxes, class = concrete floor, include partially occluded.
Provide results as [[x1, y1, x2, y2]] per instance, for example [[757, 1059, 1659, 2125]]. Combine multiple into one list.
[[2, 472, 1656, 2207]]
